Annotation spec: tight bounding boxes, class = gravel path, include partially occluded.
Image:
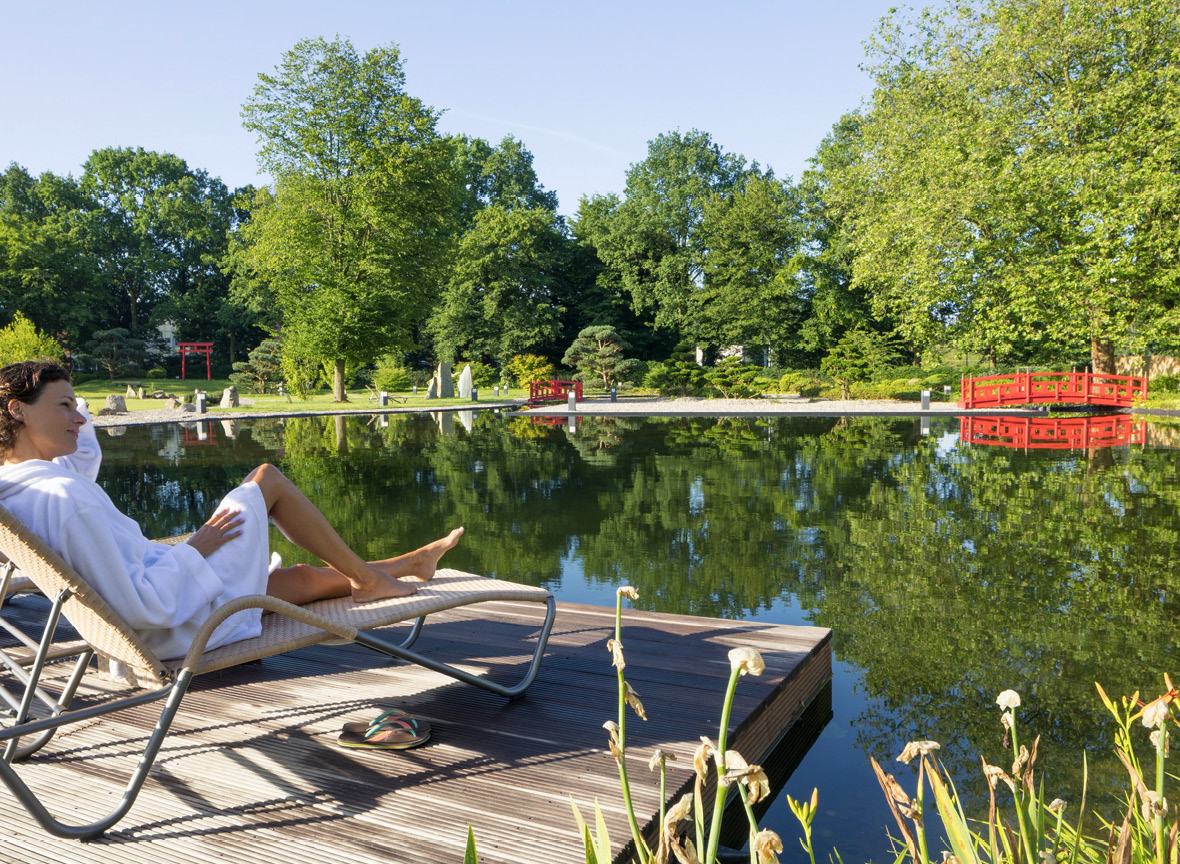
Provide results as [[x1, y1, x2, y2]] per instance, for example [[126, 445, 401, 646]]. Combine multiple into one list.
[[88, 395, 1047, 428]]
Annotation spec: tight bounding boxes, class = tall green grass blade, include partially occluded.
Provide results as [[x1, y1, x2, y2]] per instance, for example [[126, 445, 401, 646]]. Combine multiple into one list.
[[928, 767, 980, 864], [464, 825, 479, 864]]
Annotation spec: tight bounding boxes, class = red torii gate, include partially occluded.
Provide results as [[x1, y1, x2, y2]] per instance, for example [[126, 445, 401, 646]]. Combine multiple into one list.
[[178, 342, 213, 380]]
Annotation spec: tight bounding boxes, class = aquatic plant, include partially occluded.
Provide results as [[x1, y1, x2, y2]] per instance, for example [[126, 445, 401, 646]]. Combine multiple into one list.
[[791, 678, 1179, 864]]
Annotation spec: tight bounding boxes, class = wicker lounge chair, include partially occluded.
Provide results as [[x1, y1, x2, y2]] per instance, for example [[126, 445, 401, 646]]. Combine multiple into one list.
[[0, 503, 556, 839]]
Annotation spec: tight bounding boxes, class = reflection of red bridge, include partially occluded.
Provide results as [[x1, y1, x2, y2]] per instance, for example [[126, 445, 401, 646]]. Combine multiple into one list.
[[960, 415, 1147, 449], [958, 371, 1146, 409], [528, 380, 583, 405]]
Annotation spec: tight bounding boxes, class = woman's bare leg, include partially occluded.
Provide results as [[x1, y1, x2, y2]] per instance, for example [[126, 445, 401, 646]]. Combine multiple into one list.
[[245, 464, 462, 603]]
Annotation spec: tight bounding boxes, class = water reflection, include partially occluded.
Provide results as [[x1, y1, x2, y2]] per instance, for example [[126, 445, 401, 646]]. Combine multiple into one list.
[[95, 411, 1180, 858]]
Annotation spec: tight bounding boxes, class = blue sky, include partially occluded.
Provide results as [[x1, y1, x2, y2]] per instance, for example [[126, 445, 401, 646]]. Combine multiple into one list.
[[1, 0, 897, 215]]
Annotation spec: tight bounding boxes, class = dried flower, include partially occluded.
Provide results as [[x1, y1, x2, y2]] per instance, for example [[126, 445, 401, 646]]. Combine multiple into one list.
[[753, 829, 784, 864], [1142, 697, 1171, 730], [693, 737, 716, 781], [1151, 729, 1170, 755], [624, 681, 647, 720], [1039, 851, 1056, 864], [728, 646, 765, 676], [997, 690, 1021, 710], [649, 748, 676, 772], [603, 720, 622, 760], [897, 740, 941, 764], [671, 837, 703, 864], [664, 793, 693, 828], [607, 638, 625, 670], [1047, 798, 1067, 814], [1012, 744, 1030, 778], [942, 853, 961, 864], [981, 758, 1016, 794], [1141, 790, 1168, 821], [1000, 712, 1013, 731], [617, 585, 639, 600]]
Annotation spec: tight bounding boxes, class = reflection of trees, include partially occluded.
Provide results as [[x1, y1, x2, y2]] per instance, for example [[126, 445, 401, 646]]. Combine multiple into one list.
[[806, 435, 1180, 807], [94, 413, 1180, 817]]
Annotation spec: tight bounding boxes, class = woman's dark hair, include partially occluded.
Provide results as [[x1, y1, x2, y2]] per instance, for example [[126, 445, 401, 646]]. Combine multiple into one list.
[[0, 361, 72, 457]]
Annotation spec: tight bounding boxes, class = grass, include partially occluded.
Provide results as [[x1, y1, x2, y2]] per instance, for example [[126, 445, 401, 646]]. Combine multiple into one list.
[[72, 378, 519, 415]]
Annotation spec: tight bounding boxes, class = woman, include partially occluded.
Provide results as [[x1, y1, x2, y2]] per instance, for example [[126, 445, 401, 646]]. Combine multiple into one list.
[[0, 360, 463, 660]]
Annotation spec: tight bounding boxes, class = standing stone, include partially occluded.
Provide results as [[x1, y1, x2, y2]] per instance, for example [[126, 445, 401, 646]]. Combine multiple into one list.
[[220, 386, 239, 409], [105, 394, 127, 414], [437, 362, 454, 398], [165, 397, 180, 410], [458, 364, 474, 399], [125, 385, 136, 399], [426, 378, 438, 399], [136, 386, 146, 400]]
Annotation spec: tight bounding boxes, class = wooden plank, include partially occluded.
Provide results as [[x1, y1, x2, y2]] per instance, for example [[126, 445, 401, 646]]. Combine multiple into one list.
[[0, 601, 830, 863]]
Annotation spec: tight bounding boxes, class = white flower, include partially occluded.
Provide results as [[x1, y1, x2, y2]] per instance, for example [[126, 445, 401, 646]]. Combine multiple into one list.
[[1142, 697, 1171, 730], [728, 646, 765, 676], [753, 829, 783, 864], [897, 740, 941, 764], [996, 690, 1021, 710]]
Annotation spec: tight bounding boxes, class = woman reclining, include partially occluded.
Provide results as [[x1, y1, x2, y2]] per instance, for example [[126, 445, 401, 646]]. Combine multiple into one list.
[[0, 360, 462, 660]]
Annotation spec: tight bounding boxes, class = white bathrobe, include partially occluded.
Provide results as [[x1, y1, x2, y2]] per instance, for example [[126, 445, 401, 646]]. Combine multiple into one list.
[[0, 400, 272, 660]]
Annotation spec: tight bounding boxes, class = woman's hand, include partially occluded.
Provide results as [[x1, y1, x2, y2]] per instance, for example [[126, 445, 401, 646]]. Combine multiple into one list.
[[186, 508, 245, 558]]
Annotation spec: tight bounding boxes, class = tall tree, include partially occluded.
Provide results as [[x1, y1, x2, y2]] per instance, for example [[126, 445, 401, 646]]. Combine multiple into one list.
[[452, 134, 559, 222], [240, 36, 460, 400], [693, 173, 807, 365], [580, 130, 751, 339], [429, 204, 568, 366], [81, 147, 234, 335], [838, 0, 1180, 370], [0, 164, 112, 350]]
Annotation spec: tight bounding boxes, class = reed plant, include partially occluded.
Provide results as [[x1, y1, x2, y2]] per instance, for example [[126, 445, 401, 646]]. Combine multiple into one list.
[[789, 678, 1179, 864]]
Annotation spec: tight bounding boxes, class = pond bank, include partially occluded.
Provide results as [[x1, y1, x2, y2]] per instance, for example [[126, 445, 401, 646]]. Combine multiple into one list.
[[88, 395, 1053, 427]]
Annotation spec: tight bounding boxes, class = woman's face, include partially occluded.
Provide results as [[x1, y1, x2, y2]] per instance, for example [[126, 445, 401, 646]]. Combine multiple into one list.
[[5, 380, 86, 463]]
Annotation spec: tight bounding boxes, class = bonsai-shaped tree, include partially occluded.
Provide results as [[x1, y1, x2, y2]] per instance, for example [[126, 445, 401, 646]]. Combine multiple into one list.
[[704, 356, 761, 398], [820, 328, 899, 398], [562, 325, 640, 389], [230, 338, 282, 394], [644, 341, 707, 397], [83, 328, 146, 380]]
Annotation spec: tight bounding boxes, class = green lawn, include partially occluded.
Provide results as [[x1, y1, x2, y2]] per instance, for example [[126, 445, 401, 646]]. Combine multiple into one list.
[[72, 378, 520, 414]]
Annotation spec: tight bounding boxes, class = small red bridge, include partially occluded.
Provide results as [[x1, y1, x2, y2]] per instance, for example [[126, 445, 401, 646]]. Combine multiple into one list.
[[960, 415, 1147, 450], [528, 379, 583, 405], [958, 371, 1146, 409]]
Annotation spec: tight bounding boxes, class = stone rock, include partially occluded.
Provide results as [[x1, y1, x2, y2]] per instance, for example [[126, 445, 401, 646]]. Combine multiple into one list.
[[179, 403, 197, 414], [437, 362, 454, 398], [220, 386, 239, 409], [105, 394, 127, 414], [104, 426, 127, 437], [165, 397, 180, 410], [136, 387, 146, 400], [125, 385, 136, 399], [426, 378, 438, 399], [153, 390, 168, 399], [458, 364, 474, 399], [95, 407, 116, 417]]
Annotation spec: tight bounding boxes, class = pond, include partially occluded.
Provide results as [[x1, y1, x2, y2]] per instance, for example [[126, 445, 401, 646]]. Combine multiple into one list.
[[95, 410, 1180, 859]]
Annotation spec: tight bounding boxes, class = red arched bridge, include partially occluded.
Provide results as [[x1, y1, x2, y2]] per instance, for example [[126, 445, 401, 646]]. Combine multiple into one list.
[[960, 415, 1147, 450], [958, 371, 1147, 409]]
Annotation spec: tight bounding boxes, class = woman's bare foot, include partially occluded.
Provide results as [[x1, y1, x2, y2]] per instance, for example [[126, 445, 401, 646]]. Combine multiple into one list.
[[351, 565, 419, 603], [407, 527, 464, 582]]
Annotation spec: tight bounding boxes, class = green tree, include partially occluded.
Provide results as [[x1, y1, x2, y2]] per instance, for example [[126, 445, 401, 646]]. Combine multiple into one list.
[[703, 356, 760, 398], [451, 134, 559, 222], [0, 164, 112, 349], [693, 173, 806, 364], [81, 147, 234, 335], [562, 325, 641, 388], [229, 338, 282, 393], [0, 311, 64, 365], [643, 342, 707, 397], [429, 204, 568, 367], [838, 0, 1180, 370], [580, 130, 751, 339], [504, 353, 555, 387], [240, 36, 460, 401], [820, 328, 899, 398], [83, 328, 146, 379]]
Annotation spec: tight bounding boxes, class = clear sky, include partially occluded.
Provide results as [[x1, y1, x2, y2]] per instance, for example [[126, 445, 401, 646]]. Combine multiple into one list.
[[1, 0, 896, 216]]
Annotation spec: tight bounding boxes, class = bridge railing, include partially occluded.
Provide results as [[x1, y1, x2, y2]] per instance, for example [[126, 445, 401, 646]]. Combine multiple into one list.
[[960, 415, 1147, 449], [958, 371, 1147, 408], [528, 379, 583, 405]]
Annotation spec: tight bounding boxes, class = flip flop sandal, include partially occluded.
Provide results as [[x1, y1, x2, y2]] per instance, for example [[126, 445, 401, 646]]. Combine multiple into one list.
[[336, 712, 431, 750]]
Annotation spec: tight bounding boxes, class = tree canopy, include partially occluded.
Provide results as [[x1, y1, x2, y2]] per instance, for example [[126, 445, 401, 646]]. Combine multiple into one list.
[[240, 36, 460, 400]]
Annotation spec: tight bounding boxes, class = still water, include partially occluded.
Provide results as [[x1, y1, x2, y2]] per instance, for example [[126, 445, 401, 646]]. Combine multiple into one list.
[[96, 410, 1180, 860]]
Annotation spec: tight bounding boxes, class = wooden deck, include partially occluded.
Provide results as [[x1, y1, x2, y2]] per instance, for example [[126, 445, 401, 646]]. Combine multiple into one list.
[[0, 596, 831, 864]]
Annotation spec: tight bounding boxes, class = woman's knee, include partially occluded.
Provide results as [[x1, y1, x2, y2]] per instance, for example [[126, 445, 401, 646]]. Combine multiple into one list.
[[245, 463, 292, 507]]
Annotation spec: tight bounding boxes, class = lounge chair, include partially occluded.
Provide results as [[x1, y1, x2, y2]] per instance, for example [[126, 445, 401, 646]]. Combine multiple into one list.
[[0, 503, 556, 839]]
